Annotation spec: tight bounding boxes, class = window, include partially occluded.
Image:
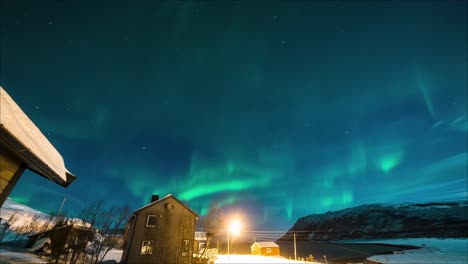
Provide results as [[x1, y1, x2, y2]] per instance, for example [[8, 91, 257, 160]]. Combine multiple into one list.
[[266, 247, 272, 253], [182, 239, 190, 251], [181, 239, 190, 257], [146, 215, 157, 227], [140, 240, 154, 255]]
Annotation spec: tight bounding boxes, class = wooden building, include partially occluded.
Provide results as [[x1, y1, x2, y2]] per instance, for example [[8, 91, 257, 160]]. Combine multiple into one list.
[[121, 194, 199, 264], [26, 224, 95, 254], [0, 86, 76, 206], [251, 241, 280, 256]]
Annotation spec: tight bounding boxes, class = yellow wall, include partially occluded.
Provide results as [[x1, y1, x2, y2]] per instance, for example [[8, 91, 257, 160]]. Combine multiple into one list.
[[0, 147, 25, 205]]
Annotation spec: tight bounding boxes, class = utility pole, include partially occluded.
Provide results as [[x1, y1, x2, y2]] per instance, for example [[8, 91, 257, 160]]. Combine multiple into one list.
[[57, 195, 68, 217], [294, 232, 297, 260], [227, 229, 230, 260]]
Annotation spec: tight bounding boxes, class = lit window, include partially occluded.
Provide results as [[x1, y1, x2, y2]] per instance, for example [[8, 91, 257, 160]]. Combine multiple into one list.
[[140, 240, 154, 255], [182, 239, 190, 252], [146, 215, 157, 227], [181, 239, 190, 257], [266, 248, 272, 253]]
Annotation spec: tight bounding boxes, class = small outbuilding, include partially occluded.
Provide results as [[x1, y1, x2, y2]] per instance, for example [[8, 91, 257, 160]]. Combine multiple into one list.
[[121, 194, 199, 264], [251, 241, 280, 256], [26, 224, 95, 254]]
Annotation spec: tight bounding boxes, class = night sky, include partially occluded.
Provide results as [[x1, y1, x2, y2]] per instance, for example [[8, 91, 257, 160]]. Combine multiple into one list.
[[2, 0, 467, 230]]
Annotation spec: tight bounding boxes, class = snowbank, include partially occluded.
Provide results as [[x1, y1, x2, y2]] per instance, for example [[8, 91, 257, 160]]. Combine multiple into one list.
[[0, 248, 48, 263], [215, 254, 321, 263], [363, 238, 468, 264]]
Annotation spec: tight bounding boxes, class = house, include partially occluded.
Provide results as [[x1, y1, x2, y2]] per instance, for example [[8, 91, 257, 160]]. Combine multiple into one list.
[[251, 241, 280, 256], [26, 224, 95, 254], [121, 194, 199, 264], [0, 86, 76, 206]]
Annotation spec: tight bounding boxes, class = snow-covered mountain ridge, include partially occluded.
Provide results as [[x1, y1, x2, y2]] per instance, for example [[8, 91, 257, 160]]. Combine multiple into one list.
[[281, 200, 468, 241], [0, 198, 88, 238], [0, 198, 51, 230]]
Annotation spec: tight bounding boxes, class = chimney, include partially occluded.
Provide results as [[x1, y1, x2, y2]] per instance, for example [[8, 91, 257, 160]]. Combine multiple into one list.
[[151, 195, 159, 203]]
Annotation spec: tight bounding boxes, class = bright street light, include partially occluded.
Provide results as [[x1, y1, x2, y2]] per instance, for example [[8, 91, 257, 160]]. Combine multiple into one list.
[[227, 219, 241, 256], [229, 220, 241, 236]]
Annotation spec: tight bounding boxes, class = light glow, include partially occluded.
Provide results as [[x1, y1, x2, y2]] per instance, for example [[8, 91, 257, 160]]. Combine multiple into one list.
[[229, 220, 241, 236]]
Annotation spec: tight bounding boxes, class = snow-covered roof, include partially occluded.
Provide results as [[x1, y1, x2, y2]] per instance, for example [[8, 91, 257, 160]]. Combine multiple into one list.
[[0, 86, 75, 187], [133, 194, 199, 218], [253, 241, 279, 248]]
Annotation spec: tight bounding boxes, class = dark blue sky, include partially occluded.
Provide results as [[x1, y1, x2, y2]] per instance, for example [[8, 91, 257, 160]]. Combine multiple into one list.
[[2, 0, 467, 230]]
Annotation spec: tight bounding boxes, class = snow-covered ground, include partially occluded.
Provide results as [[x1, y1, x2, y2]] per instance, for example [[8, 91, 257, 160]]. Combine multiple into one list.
[[100, 250, 321, 263], [340, 238, 468, 264], [101, 248, 123, 262], [0, 248, 48, 264], [215, 254, 321, 263]]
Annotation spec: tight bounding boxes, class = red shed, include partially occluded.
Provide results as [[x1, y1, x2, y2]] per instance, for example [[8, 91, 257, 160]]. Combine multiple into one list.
[[250, 241, 280, 256]]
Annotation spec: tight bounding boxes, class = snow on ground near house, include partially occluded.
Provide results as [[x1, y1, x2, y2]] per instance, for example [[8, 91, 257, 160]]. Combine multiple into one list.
[[0, 249, 48, 264], [101, 248, 123, 262], [100, 250, 322, 263], [215, 254, 321, 263], [338, 238, 467, 264], [96, 250, 321, 263]]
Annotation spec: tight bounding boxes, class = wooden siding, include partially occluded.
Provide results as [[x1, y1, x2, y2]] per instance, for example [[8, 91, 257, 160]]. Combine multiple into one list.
[[122, 196, 197, 264], [0, 145, 25, 205]]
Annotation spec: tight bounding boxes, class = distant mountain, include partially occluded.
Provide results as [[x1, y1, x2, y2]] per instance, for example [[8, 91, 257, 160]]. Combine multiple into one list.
[[0, 198, 51, 231], [280, 201, 468, 241], [1, 198, 88, 241]]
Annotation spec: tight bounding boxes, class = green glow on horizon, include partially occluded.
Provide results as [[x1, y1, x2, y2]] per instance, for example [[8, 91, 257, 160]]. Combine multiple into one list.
[[320, 197, 334, 207], [218, 196, 238, 207], [10, 196, 31, 204], [319, 191, 354, 208], [179, 177, 271, 200], [341, 191, 354, 204], [200, 207, 209, 216], [195, 196, 239, 217], [379, 151, 404, 173]]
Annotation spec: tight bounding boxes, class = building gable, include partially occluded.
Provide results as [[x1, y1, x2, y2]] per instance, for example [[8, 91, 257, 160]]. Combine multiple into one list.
[[133, 194, 199, 219]]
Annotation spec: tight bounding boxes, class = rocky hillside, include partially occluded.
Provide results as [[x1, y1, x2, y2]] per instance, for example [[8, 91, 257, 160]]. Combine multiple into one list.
[[280, 201, 468, 241]]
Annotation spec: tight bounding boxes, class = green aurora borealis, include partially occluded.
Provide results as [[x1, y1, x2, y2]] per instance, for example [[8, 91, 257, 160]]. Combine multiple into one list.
[[2, 0, 467, 229]]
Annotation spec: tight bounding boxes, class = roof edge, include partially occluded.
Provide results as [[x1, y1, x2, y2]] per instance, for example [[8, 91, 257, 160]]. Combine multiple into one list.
[[133, 194, 199, 218]]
